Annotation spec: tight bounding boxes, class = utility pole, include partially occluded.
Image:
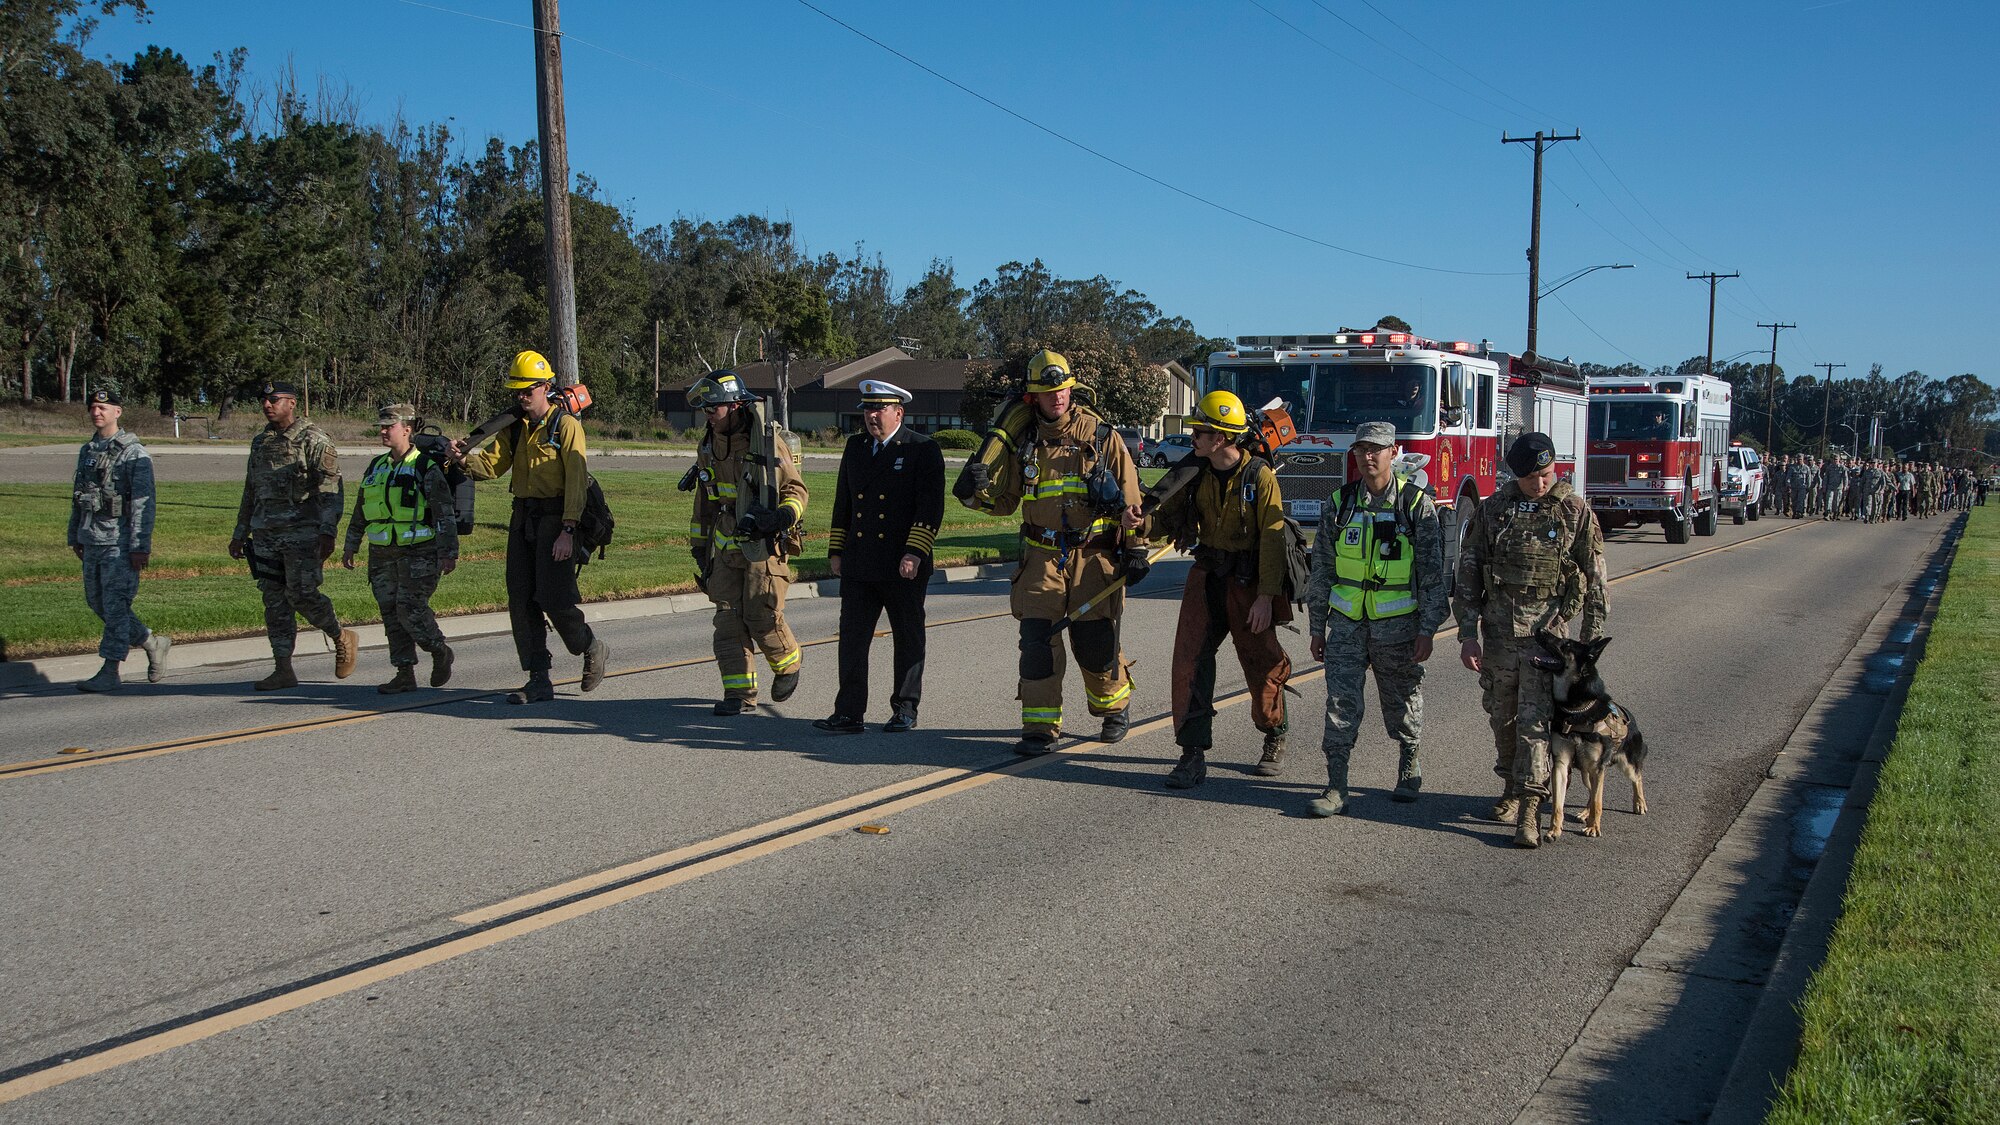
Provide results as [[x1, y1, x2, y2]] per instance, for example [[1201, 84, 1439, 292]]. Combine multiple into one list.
[[1815, 362, 1845, 454], [1687, 272, 1738, 376], [1502, 130, 1581, 357], [1756, 321, 1795, 452], [652, 318, 661, 406], [532, 0, 580, 388]]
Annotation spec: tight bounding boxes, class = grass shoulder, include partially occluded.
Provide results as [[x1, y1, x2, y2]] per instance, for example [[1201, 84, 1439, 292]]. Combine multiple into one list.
[[1768, 506, 2000, 1123]]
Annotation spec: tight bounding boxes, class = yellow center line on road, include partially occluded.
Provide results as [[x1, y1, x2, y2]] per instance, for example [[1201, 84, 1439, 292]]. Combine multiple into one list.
[[0, 517, 1838, 1103]]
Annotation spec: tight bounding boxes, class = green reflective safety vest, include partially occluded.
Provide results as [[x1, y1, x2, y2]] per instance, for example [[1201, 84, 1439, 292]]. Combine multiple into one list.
[[1327, 485, 1417, 621], [359, 448, 436, 547]]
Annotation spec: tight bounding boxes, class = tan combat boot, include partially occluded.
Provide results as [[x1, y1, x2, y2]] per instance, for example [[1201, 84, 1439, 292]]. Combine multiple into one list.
[[1514, 795, 1543, 849], [333, 628, 359, 679], [1490, 785, 1520, 824], [255, 657, 298, 691]]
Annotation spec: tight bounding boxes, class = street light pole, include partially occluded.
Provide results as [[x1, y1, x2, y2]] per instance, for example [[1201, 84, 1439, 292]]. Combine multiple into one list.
[[1538, 263, 1633, 301]]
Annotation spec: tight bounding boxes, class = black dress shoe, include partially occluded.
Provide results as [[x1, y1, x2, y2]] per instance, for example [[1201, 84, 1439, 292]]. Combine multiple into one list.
[[883, 708, 918, 734], [713, 697, 753, 716], [813, 714, 864, 734]]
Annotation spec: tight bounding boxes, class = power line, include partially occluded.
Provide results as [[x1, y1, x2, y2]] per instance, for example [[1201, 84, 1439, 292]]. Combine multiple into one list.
[[1548, 293, 1643, 366], [1247, 0, 1503, 131], [1298, 0, 1530, 127], [1349, 0, 1565, 124], [1581, 137, 1724, 271], [795, 0, 1518, 277]]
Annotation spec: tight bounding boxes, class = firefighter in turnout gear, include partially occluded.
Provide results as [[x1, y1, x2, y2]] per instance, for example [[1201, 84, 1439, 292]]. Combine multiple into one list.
[[342, 403, 458, 694], [963, 349, 1144, 755], [1454, 432, 1610, 848], [688, 371, 809, 715], [68, 382, 171, 692], [1125, 389, 1292, 787], [229, 381, 357, 690], [1303, 421, 1448, 816]]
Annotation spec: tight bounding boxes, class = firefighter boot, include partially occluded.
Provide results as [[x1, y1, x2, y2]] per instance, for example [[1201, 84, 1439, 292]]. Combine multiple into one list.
[[1392, 745, 1422, 803], [1097, 711, 1130, 744], [377, 666, 418, 695], [77, 660, 122, 693], [1013, 732, 1057, 756], [332, 628, 359, 679], [255, 657, 298, 692], [1514, 795, 1543, 849], [1164, 747, 1208, 789], [771, 657, 802, 703], [429, 644, 454, 688], [1255, 729, 1287, 776]]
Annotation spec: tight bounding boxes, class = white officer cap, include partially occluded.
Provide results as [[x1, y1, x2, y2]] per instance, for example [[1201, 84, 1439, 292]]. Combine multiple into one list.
[[857, 379, 913, 407]]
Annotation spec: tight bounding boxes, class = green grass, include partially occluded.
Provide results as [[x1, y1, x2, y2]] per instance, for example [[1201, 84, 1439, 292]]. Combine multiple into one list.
[[0, 471, 1039, 658], [1767, 505, 2000, 1125]]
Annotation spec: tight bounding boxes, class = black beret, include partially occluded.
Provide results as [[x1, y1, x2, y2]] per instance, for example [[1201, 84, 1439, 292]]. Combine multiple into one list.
[[88, 384, 122, 405], [261, 381, 299, 399], [1506, 432, 1557, 477]]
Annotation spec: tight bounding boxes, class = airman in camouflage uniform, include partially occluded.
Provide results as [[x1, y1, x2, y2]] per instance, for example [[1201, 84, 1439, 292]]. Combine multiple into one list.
[[342, 403, 458, 694], [1787, 456, 1813, 519], [1818, 456, 1846, 520], [1455, 432, 1610, 849], [68, 383, 171, 692], [1303, 421, 1448, 815], [229, 380, 356, 689]]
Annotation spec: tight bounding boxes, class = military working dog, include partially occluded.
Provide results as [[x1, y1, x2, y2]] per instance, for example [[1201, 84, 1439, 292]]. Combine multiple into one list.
[[1531, 633, 1649, 839]]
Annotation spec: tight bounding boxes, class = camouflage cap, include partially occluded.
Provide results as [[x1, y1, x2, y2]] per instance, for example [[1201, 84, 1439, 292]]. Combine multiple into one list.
[[1351, 421, 1398, 449], [87, 382, 122, 406], [375, 402, 417, 426]]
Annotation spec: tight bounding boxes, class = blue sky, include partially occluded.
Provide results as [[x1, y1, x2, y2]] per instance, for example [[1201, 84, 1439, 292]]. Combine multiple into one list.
[[90, 1, 1998, 381]]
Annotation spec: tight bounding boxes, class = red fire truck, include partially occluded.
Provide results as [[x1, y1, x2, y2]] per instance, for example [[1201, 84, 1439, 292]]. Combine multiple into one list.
[[1204, 330, 1590, 572], [1583, 374, 1733, 543]]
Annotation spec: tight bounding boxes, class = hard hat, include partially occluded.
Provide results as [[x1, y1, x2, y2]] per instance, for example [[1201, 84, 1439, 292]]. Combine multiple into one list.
[[505, 350, 553, 390], [686, 370, 759, 409], [1024, 349, 1076, 394], [1184, 389, 1250, 435]]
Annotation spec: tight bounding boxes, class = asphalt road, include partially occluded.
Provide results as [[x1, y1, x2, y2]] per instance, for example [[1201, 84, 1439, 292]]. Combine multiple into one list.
[[0, 512, 1944, 1123]]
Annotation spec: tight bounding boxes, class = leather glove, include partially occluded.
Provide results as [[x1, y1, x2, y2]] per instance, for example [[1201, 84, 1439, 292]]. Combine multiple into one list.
[[964, 459, 990, 492], [1119, 544, 1152, 587], [735, 507, 768, 537]]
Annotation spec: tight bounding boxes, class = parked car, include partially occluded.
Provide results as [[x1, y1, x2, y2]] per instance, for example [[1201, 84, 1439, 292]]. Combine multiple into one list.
[[1114, 427, 1148, 466], [1147, 432, 1195, 467]]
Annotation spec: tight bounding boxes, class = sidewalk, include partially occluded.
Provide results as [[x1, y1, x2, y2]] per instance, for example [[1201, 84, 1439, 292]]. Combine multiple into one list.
[[0, 560, 1018, 693]]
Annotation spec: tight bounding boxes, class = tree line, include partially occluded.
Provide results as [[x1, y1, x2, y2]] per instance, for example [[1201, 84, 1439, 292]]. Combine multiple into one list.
[[1, 2, 1211, 429], [6, 3, 1990, 458]]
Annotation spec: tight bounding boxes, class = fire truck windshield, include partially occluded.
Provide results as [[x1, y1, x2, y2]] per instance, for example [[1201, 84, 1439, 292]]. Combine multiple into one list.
[[1209, 365, 1310, 418], [1593, 401, 1679, 442], [1308, 363, 1435, 434]]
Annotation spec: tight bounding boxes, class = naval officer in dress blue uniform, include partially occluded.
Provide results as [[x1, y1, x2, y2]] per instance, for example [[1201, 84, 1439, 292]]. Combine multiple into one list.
[[814, 379, 946, 734]]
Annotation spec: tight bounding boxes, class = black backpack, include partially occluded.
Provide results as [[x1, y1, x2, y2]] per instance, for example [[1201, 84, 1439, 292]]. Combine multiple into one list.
[[412, 426, 476, 535], [573, 474, 615, 561], [1244, 458, 1313, 608]]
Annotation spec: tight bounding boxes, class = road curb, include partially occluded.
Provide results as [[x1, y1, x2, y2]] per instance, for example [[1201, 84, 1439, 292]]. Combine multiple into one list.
[[1513, 514, 1963, 1125], [0, 560, 1020, 692]]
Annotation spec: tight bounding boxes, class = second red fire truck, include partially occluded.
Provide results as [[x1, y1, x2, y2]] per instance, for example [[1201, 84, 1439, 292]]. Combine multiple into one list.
[[1583, 374, 1734, 543]]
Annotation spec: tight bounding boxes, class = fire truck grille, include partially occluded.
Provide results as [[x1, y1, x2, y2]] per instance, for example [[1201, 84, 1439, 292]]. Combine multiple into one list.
[[1275, 461, 1344, 503], [1587, 455, 1629, 486]]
